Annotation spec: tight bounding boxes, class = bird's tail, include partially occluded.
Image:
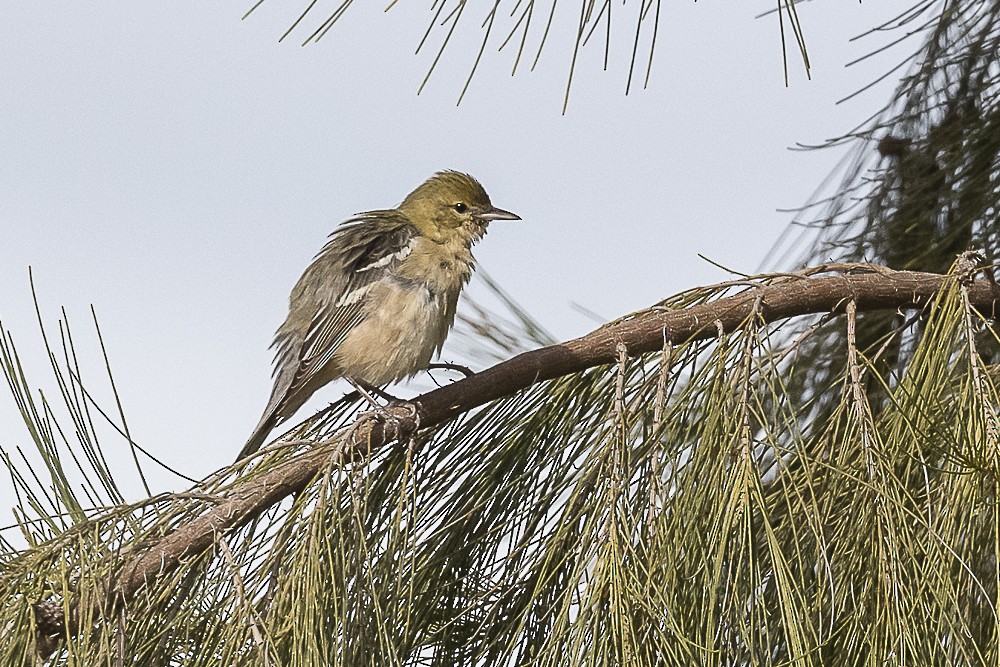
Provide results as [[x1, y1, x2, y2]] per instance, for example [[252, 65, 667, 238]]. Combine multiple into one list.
[[238, 360, 302, 463], [236, 411, 278, 463]]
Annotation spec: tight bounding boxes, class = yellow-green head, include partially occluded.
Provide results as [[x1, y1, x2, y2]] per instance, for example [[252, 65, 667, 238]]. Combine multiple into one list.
[[398, 171, 520, 240]]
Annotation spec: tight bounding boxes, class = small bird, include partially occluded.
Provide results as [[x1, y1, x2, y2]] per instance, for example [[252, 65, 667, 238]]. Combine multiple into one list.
[[238, 171, 520, 461]]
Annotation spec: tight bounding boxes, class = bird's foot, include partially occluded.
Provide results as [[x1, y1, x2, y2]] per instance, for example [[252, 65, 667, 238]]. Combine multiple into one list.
[[352, 400, 420, 446], [341, 378, 419, 442]]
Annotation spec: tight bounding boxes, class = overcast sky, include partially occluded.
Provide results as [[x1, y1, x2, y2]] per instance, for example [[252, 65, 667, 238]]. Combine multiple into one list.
[[0, 2, 912, 517]]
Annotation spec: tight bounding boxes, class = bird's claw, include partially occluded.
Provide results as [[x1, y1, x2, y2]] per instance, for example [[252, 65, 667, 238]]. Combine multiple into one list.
[[357, 400, 420, 444]]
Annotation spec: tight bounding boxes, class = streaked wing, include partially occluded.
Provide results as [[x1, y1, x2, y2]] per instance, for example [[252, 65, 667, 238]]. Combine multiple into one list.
[[284, 212, 417, 396]]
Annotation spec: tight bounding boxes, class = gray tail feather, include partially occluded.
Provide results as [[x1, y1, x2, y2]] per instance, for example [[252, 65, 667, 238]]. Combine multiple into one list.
[[236, 411, 278, 463], [238, 361, 302, 463]]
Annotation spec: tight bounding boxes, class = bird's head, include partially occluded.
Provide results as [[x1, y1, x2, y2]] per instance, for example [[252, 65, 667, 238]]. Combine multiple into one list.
[[398, 171, 520, 243]]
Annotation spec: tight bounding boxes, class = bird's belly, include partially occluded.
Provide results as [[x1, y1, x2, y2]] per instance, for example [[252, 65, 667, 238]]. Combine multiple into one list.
[[333, 281, 446, 386]]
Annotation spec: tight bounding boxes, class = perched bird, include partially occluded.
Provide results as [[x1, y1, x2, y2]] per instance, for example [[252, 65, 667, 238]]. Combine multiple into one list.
[[238, 171, 520, 461]]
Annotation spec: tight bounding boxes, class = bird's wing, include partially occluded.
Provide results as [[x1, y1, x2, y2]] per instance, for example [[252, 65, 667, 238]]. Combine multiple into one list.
[[240, 213, 418, 459], [277, 213, 419, 402]]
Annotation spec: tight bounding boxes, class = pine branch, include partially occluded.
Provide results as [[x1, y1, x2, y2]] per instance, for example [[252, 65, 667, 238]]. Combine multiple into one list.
[[32, 262, 1000, 656]]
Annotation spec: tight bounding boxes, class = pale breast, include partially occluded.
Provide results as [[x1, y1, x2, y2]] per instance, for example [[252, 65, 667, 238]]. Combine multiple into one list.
[[332, 278, 448, 386]]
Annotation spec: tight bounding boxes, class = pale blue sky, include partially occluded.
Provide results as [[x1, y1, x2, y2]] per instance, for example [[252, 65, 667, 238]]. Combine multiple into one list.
[[0, 2, 910, 515]]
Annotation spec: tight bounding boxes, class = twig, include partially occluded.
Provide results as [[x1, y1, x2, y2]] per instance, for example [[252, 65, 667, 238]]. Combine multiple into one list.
[[218, 535, 273, 665]]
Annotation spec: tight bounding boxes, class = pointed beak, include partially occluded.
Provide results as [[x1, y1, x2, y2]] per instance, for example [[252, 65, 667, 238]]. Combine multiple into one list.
[[476, 206, 521, 222]]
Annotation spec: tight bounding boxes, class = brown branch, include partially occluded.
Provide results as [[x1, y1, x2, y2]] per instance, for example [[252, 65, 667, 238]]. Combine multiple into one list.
[[34, 265, 1000, 654]]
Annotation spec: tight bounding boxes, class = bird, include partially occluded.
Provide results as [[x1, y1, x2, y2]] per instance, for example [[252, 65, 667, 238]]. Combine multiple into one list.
[[237, 171, 520, 461]]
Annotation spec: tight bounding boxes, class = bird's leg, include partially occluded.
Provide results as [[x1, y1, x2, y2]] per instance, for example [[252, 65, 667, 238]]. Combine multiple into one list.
[[426, 362, 476, 378], [358, 379, 405, 403], [347, 378, 382, 410], [345, 378, 390, 408], [345, 378, 419, 443], [345, 378, 378, 408], [345, 377, 405, 419]]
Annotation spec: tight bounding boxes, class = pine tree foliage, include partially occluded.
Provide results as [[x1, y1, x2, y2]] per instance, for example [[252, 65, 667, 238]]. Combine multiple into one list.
[[779, 0, 1000, 273], [767, 0, 1000, 418], [242, 0, 808, 109], [4, 2, 1000, 664], [2, 269, 999, 664]]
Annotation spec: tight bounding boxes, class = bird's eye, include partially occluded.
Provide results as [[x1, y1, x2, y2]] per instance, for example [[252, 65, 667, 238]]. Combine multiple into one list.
[[454, 202, 468, 213]]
